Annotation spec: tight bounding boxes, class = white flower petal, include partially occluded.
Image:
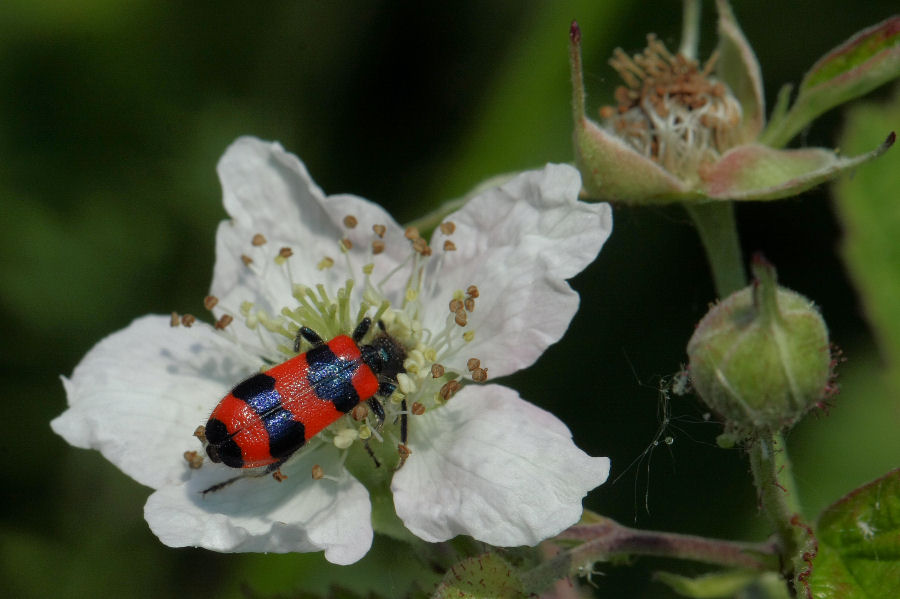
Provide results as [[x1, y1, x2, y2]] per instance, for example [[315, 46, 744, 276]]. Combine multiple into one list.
[[209, 137, 409, 343], [51, 315, 257, 489], [145, 444, 372, 564], [217, 136, 333, 244], [429, 164, 612, 377], [392, 384, 609, 546]]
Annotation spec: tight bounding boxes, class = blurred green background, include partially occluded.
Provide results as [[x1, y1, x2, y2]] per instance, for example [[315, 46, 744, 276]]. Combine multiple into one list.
[[2, 1, 898, 597]]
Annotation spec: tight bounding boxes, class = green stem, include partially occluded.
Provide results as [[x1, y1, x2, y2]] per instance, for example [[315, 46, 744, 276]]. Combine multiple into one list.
[[522, 516, 779, 593], [685, 202, 746, 297], [679, 0, 702, 60], [748, 433, 813, 589]]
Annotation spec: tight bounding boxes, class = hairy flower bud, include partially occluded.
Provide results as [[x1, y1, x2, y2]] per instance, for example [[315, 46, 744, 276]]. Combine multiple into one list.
[[687, 256, 833, 439]]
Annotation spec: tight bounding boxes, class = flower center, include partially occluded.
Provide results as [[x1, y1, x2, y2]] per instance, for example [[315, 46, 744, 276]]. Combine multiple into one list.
[[601, 34, 743, 184], [179, 215, 486, 473]]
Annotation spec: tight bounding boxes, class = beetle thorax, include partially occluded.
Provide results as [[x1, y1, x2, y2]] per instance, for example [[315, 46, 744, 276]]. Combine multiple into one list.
[[361, 335, 407, 381]]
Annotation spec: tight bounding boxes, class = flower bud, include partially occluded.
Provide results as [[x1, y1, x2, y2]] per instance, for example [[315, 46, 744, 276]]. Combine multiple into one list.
[[687, 256, 833, 439]]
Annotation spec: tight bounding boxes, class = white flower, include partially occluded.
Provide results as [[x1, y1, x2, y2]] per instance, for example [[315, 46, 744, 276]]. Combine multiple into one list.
[[51, 136, 613, 565]]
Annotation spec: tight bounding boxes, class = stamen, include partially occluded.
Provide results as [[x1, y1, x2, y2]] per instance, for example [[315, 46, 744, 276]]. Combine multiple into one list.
[[215, 314, 234, 330], [180, 314, 196, 327], [193, 426, 207, 443], [275, 247, 293, 266], [351, 404, 369, 421], [317, 257, 335, 270], [443, 240, 457, 252], [471, 367, 488, 382], [183, 450, 203, 469], [439, 221, 456, 235], [411, 402, 426, 416], [439, 380, 461, 401], [251, 233, 267, 246], [412, 237, 431, 256], [343, 215, 358, 229], [311, 464, 325, 480], [333, 427, 358, 449], [372, 240, 385, 255], [467, 358, 481, 372], [397, 373, 416, 394], [603, 34, 743, 180], [396, 443, 412, 469], [170, 312, 180, 327], [204, 295, 219, 311], [431, 363, 445, 378], [372, 224, 386, 238], [241, 254, 253, 266]]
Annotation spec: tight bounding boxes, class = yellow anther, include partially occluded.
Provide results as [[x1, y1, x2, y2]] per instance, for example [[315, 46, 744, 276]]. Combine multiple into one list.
[[317, 257, 335, 270]]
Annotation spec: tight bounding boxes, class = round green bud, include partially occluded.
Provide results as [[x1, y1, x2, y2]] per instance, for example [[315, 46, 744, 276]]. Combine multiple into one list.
[[687, 256, 833, 439]]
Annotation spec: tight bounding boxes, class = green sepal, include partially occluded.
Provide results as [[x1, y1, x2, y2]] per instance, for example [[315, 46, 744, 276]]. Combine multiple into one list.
[[715, 0, 765, 141], [574, 117, 695, 203], [699, 135, 894, 200], [808, 468, 900, 598], [432, 553, 528, 599], [762, 16, 900, 148]]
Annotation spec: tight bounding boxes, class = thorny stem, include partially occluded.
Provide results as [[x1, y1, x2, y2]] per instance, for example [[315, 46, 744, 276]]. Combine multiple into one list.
[[748, 433, 814, 592], [685, 202, 746, 297], [523, 516, 779, 592], [679, 0, 702, 60]]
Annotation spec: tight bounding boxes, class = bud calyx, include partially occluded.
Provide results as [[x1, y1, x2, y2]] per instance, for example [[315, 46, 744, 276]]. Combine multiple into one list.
[[687, 256, 833, 439]]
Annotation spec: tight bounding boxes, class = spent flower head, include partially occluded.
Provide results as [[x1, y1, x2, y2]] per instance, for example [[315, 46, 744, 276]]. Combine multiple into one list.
[[51, 137, 613, 564], [570, 1, 898, 204]]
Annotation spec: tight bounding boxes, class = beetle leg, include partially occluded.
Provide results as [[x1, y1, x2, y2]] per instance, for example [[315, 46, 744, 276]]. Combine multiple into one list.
[[399, 399, 408, 446], [201, 474, 244, 495], [367, 397, 386, 429], [294, 326, 325, 352], [351, 317, 372, 343], [363, 440, 381, 468], [201, 458, 288, 495], [377, 380, 396, 397]]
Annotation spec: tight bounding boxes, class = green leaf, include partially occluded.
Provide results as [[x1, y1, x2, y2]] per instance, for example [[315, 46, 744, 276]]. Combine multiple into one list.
[[833, 87, 900, 393], [762, 16, 900, 148], [432, 554, 527, 599], [654, 570, 790, 598], [809, 469, 900, 598]]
